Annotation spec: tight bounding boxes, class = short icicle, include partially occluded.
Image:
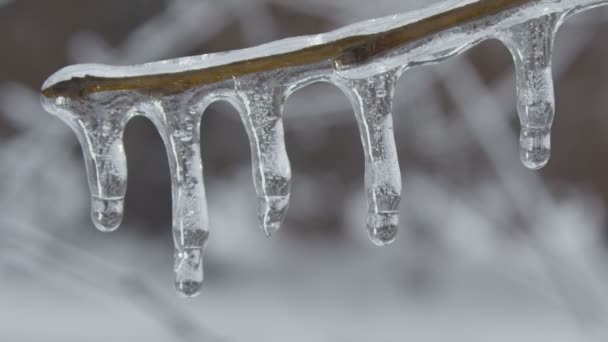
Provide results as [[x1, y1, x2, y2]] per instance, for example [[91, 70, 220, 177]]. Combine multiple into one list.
[[47, 96, 131, 233], [148, 98, 209, 298], [235, 77, 292, 237], [337, 68, 403, 246], [502, 14, 562, 170]]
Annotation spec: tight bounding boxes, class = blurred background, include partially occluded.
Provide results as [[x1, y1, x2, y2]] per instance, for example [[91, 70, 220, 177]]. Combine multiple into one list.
[[2, 0, 608, 341]]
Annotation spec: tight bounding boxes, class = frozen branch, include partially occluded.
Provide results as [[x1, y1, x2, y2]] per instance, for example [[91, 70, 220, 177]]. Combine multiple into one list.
[[41, 0, 606, 98], [38, 0, 608, 297]]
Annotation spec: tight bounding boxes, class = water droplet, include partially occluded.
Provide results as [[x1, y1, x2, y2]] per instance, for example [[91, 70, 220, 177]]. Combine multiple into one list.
[[367, 212, 398, 246], [91, 196, 124, 232], [174, 248, 203, 298], [520, 127, 551, 170]]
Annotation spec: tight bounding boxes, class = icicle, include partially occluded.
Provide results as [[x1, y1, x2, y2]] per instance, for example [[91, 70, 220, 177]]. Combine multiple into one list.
[[336, 68, 403, 246], [502, 14, 562, 170], [50, 96, 130, 233], [235, 78, 292, 237], [146, 98, 209, 298]]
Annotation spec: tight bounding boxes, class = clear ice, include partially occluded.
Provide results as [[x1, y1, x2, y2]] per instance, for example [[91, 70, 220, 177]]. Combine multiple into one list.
[[234, 75, 292, 237], [336, 69, 403, 246], [40, 0, 608, 296], [501, 14, 562, 170]]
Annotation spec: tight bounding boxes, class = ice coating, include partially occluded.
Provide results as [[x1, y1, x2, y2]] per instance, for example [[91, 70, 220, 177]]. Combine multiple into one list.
[[39, 0, 484, 87], [335, 69, 403, 246], [40, 0, 608, 296], [501, 14, 562, 170]]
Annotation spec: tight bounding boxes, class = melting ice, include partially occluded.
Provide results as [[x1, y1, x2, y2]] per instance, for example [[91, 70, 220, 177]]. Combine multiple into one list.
[[40, 0, 607, 297]]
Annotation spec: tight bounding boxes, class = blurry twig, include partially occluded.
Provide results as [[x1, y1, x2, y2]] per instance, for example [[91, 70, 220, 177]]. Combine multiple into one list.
[[0, 217, 226, 342]]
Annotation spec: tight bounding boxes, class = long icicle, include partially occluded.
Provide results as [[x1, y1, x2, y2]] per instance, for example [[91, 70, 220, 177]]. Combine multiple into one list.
[[336, 68, 403, 246], [235, 77, 292, 237], [501, 13, 562, 170], [146, 98, 209, 298]]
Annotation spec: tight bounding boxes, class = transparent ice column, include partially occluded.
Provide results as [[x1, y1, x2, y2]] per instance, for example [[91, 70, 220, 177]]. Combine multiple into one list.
[[47, 94, 131, 233], [145, 97, 209, 297], [235, 76, 292, 236], [336, 68, 403, 246], [501, 13, 562, 170]]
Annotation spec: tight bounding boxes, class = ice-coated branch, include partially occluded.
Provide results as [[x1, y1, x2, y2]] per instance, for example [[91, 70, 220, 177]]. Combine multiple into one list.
[[40, 0, 608, 297]]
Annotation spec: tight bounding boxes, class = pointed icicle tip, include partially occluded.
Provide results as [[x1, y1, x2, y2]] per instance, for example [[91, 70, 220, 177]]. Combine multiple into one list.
[[91, 196, 124, 232], [174, 248, 204, 298]]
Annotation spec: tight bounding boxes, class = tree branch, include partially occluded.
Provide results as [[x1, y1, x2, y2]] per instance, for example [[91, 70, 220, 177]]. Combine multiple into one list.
[[42, 0, 536, 98]]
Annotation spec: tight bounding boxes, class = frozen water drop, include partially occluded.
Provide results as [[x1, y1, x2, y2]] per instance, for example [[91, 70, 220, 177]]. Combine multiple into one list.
[[367, 212, 399, 246], [91, 196, 124, 232], [258, 195, 290, 236], [174, 248, 203, 298], [520, 127, 551, 170]]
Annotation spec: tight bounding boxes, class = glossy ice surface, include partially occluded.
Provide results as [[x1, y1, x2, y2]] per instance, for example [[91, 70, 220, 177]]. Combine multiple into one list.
[[41, 0, 608, 297]]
